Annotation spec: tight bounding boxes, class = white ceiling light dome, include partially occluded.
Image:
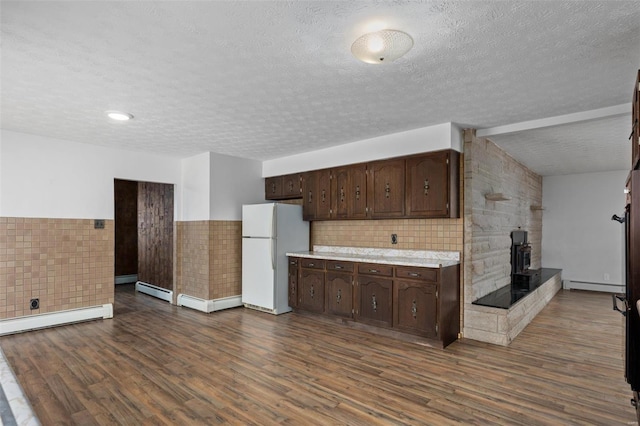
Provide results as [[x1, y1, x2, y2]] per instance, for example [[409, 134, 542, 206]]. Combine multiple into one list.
[[106, 111, 134, 121], [351, 29, 414, 64]]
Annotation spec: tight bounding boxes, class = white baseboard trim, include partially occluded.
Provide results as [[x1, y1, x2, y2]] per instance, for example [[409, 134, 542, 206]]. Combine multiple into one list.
[[177, 294, 242, 313], [0, 304, 113, 336], [115, 274, 138, 285], [136, 281, 173, 302], [562, 279, 624, 293]]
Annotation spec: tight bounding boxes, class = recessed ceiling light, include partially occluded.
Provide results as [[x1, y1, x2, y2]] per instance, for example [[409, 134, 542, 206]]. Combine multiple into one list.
[[351, 29, 413, 64], [106, 111, 134, 121]]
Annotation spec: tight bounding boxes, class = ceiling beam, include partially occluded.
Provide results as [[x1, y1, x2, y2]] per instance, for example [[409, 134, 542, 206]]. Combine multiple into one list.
[[476, 103, 631, 137]]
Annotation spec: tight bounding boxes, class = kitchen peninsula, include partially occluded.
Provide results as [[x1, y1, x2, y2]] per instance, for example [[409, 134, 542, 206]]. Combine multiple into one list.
[[286, 246, 461, 348]]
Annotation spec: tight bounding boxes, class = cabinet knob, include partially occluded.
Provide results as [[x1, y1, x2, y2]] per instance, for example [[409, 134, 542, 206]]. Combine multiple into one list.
[[336, 288, 342, 303], [385, 183, 391, 198], [310, 285, 315, 298], [335, 265, 343, 269], [340, 187, 345, 203], [355, 185, 361, 201], [411, 299, 417, 319], [368, 269, 379, 273], [308, 190, 313, 203], [424, 179, 429, 196], [321, 189, 326, 203], [288, 181, 294, 191], [408, 272, 420, 277], [371, 294, 377, 311], [271, 183, 277, 193], [308, 262, 315, 267]]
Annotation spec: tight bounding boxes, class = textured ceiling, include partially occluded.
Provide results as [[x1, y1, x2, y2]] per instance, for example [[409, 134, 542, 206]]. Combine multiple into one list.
[[1, 1, 639, 176]]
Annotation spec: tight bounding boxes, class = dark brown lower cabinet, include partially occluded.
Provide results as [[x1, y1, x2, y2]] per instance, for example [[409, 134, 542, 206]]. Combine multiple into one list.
[[356, 276, 393, 328], [288, 256, 460, 348], [288, 258, 299, 308], [394, 280, 438, 338], [326, 272, 353, 318], [299, 268, 325, 313]]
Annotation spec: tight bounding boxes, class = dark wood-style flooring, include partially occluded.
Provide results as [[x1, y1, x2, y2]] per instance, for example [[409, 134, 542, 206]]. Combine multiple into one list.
[[0, 285, 636, 425]]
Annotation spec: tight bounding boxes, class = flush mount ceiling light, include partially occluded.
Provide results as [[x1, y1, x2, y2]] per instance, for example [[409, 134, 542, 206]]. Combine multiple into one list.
[[106, 110, 134, 121], [351, 29, 413, 64]]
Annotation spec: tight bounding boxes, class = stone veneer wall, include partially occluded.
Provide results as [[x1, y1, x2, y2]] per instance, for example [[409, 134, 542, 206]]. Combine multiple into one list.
[[0, 217, 114, 319], [463, 130, 542, 302], [463, 130, 552, 345], [176, 220, 242, 302]]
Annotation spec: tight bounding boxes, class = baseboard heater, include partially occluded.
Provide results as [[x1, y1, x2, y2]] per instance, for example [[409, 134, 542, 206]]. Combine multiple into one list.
[[563, 279, 624, 293], [0, 304, 113, 336], [115, 274, 138, 285], [177, 294, 242, 313], [135, 281, 173, 303]]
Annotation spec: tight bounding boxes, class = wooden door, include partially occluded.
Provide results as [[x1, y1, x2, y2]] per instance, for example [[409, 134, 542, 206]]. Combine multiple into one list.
[[114, 179, 138, 278], [282, 173, 302, 199], [326, 272, 353, 318], [299, 269, 325, 313], [315, 169, 332, 220], [265, 176, 283, 200], [633, 70, 640, 170], [406, 152, 450, 217], [288, 258, 299, 308], [367, 159, 405, 218], [332, 167, 349, 219], [302, 172, 316, 221], [137, 181, 174, 290], [349, 164, 368, 219], [394, 281, 438, 338], [356, 276, 393, 327]]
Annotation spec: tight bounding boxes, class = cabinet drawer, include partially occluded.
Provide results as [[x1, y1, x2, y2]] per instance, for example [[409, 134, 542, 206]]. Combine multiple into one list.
[[288, 257, 299, 267], [300, 258, 325, 270], [395, 266, 438, 282], [358, 263, 393, 277], [327, 260, 354, 273]]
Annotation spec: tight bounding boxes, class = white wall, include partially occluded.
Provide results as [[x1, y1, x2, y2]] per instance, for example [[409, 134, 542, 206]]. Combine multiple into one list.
[[210, 153, 263, 221], [181, 152, 211, 221], [0, 130, 182, 219], [542, 170, 628, 286], [262, 122, 460, 177]]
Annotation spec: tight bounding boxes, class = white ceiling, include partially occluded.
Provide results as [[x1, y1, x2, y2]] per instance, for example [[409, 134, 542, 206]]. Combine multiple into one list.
[[1, 1, 639, 176]]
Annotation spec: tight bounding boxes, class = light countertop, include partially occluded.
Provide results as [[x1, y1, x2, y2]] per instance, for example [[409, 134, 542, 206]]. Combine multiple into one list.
[[286, 245, 460, 268]]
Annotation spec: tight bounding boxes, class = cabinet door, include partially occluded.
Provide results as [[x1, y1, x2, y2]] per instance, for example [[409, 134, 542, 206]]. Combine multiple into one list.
[[332, 167, 349, 219], [349, 164, 368, 219], [283, 173, 302, 199], [394, 280, 438, 338], [302, 172, 316, 221], [288, 259, 299, 308], [265, 176, 283, 200], [633, 70, 640, 170], [367, 159, 405, 218], [315, 169, 332, 220], [406, 152, 450, 217], [326, 272, 353, 318], [299, 268, 325, 313], [356, 276, 393, 327]]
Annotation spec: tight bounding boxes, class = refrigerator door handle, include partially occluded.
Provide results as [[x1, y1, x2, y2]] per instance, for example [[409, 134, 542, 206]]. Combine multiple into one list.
[[271, 205, 277, 270]]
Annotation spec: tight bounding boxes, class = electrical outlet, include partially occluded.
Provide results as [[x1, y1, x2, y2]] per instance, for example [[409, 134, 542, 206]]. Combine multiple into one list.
[[94, 219, 105, 229], [30, 298, 39, 310], [604, 273, 610, 282], [391, 234, 398, 244]]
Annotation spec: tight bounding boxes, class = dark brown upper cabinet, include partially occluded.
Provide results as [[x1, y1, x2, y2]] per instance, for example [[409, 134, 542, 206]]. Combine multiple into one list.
[[406, 150, 459, 218], [265, 176, 283, 200], [271, 149, 460, 220], [265, 173, 302, 200], [302, 172, 316, 221], [282, 173, 303, 199], [367, 158, 405, 218], [315, 169, 332, 220]]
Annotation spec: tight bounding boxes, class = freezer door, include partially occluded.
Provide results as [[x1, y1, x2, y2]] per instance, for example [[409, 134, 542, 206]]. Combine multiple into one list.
[[242, 237, 275, 309], [242, 203, 275, 238]]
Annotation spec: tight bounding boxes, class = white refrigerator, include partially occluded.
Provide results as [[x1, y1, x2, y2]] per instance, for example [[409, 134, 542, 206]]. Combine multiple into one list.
[[242, 203, 309, 314]]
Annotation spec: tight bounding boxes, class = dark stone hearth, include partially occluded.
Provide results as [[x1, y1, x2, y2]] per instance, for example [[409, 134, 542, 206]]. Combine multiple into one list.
[[472, 268, 562, 309]]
